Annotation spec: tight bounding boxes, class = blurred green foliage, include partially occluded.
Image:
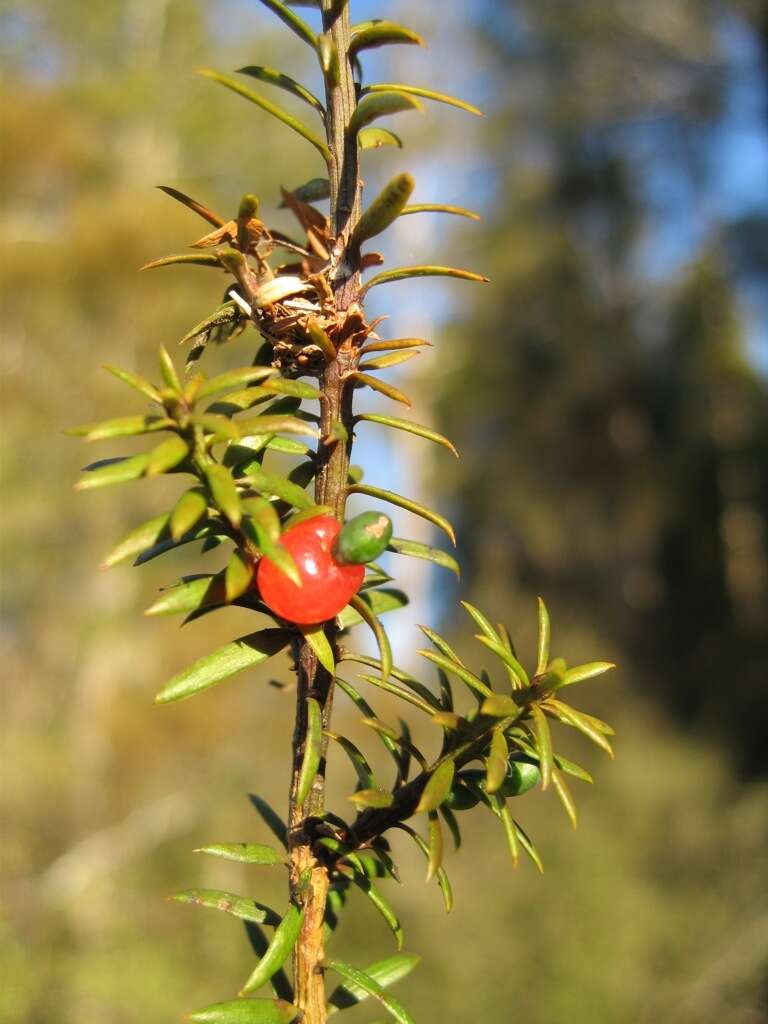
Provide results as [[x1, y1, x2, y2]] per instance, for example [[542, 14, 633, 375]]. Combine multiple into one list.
[[2, 1, 767, 1023]]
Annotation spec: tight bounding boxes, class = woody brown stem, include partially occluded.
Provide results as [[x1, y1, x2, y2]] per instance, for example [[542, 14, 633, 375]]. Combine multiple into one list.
[[287, 5, 361, 1022]]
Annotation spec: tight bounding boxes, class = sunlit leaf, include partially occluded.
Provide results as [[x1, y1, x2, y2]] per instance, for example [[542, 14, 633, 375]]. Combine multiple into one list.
[[486, 728, 508, 794], [460, 600, 501, 644], [197, 366, 276, 401], [349, 22, 424, 57], [328, 953, 420, 1011], [155, 629, 290, 704], [238, 65, 324, 113], [240, 904, 305, 995], [348, 371, 411, 408], [246, 470, 313, 510], [416, 759, 455, 813], [296, 696, 322, 806], [530, 704, 553, 790], [68, 414, 173, 442], [256, 0, 316, 46], [199, 69, 330, 162], [387, 537, 459, 576], [140, 252, 223, 271], [418, 649, 491, 698], [337, 587, 408, 629], [474, 633, 528, 689], [349, 594, 392, 681], [146, 434, 190, 477], [360, 337, 429, 355], [400, 203, 480, 220], [536, 597, 550, 675], [556, 662, 616, 688], [358, 350, 420, 372], [324, 960, 415, 1024], [189, 999, 299, 1024], [348, 92, 422, 135], [205, 463, 241, 526], [102, 512, 171, 568], [348, 483, 455, 545], [194, 843, 285, 865], [171, 889, 277, 925], [102, 363, 162, 403], [351, 173, 415, 249], [360, 264, 488, 297], [348, 788, 394, 809], [225, 548, 255, 602], [361, 82, 482, 117], [348, 875, 403, 950], [358, 127, 403, 150], [74, 452, 151, 491]]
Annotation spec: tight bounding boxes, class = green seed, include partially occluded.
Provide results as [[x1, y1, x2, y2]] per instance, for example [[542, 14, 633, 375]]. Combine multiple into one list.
[[334, 511, 393, 565]]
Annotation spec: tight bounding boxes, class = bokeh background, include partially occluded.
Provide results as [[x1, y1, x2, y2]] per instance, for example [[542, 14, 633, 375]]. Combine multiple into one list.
[[2, 1, 768, 1022]]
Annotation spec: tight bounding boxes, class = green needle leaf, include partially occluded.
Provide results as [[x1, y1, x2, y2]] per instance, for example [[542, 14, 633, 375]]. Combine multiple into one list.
[[349, 21, 424, 57], [348, 372, 411, 407], [348, 483, 455, 545], [74, 453, 151, 491], [156, 184, 224, 227], [225, 548, 255, 602], [255, 0, 316, 46], [349, 594, 392, 682], [238, 66, 324, 114], [189, 999, 299, 1024], [68, 414, 173, 441], [155, 628, 290, 704], [474, 633, 529, 689], [417, 759, 455, 813], [328, 953, 420, 1011], [393, 824, 453, 913], [102, 363, 162, 403], [360, 337, 429, 354], [140, 252, 223, 272], [361, 82, 483, 116], [246, 470, 313, 510], [358, 127, 403, 150], [194, 843, 285, 865], [102, 512, 171, 568], [197, 366, 277, 401], [296, 696, 322, 807], [348, 788, 394, 809], [355, 412, 457, 457], [171, 889, 277, 925], [536, 597, 550, 675], [169, 488, 210, 541], [557, 661, 616, 688], [551, 767, 578, 828], [300, 625, 335, 674], [240, 904, 305, 995], [387, 537, 460, 576], [360, 265, 489, 297], [426, 811, 443, 881], [530, 704, 553, 790], [400, 203, 480, 220], [358, 350, 420, 372], [418, 650, 491, 698], [351, 172, 415, 249], [205, 463, 241, 527], [324, 960, 415, 1024], [349, 874, 403, 950], [486, 728, 508, 794], [348, 92, 422, 136], [146, 434, 190, 477], [460, 600, 502, 644], [199, 69, 330, 162], [544, 700, 615, 756]]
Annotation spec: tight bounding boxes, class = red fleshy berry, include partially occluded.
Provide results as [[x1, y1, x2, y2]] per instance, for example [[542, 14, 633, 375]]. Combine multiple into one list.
[[256, 515, 365, 625]]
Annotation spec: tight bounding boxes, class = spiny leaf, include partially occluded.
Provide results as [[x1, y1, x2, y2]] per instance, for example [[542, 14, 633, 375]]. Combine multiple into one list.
[[328, 953, 420, 1011], [68, 414, 173, 442], [361, 82, 483, 117], [387, 537, 459, 576], [296, 696, 322, 806], [394, 824, 453, 913], [255, 0, 316, 47], [171, 889, 277, 925], [102, 512, 171, 568], [426, 811, 443, 881], [348, 875, 403, 950], [205, 463, 241, 527], [194, 843, 284, 865], [156, 185, 224, 227], [323, 960, 415, 1024], [537, 597, 550, 675], [401, 203, 480, 220], [225, 549, 255, 602], [349, 594, 392, 682], [197, 366, 277, 401], [170, 489, 209, 541], [102, 363, 162, 403], [358, 127, 403, 150], [348, 483, 455, 545], [551, 767, 578, 828], [238, 66, 324, 113], [349, 21, 424, 57], [556, 662, 616, 688], [360, 337, 429, 355], [530, 704, 553, 790], [360, 265, 488, 297], [348, 92, 422, 136], [486, 728, 508, 794], [240, 904, 305, 996], [351, 173, 415, 249], [140, 252, 223, 271], [474, 633, 529, 689], [155, 629, 290, 704], [416, 759, 455, 813], [359, 350, 420, 372], [146, 435, 190, 477], [199, 69, 330, 162], [189, 999, 299, 1024], [418, 649, 491, 698], [74, 452, 150, 491], [348, 372, 411, 408]]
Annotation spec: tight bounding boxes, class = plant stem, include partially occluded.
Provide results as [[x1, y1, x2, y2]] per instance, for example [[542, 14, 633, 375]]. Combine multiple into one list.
[[287, 5, 360, 1021]]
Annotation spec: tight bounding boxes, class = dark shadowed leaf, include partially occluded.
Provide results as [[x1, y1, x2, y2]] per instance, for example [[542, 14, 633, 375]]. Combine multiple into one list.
[[323, 960, 415, 1024], [256, 0, 316, 46], [240, 904, 305, 995], [238, 66, 324, 113], [248, 794, 288, 849], [296, 696, 322, 806], [360, 265, 488, 297], [157, 184, 224, 227], [349, 874, 403, 950], [349, 594, 392, 681]]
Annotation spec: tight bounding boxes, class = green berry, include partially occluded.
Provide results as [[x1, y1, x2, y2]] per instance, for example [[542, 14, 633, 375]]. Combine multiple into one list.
[[334, 511, 393, 565]]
